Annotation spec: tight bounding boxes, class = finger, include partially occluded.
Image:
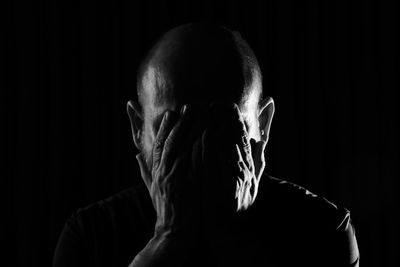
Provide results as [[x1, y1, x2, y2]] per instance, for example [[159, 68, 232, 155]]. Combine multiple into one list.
[[152, 110, 176, 170], [200, 128, 218, 189], [231, 104, 254, 173], [136, 153, 152, 192], [167, 153, 190, 192], [180, 109, 210, 159], [210, 103, 253, 171], [200, 126, 241, 217], [160, 105, 195, 170], [209, 103, 251, 153], [163, 153, 193, 217], [232, 104, 251, 153], [176, 110, 209, 182], [201, 127, 216, 166]]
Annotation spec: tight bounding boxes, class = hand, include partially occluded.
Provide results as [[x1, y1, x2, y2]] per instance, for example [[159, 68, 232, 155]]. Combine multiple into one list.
[[202, 103, 262, 213], [199, 103, 265, 257], [130, 103, 265, 266], [131, 105, 208, 266], [136, 106, 205, 237]]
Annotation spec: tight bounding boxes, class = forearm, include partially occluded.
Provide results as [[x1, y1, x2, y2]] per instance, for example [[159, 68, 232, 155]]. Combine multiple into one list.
[[128, 231, 192, 267], [128, 239, 165, 267]]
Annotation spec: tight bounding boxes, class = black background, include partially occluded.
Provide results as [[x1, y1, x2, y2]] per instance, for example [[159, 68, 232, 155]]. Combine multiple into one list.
[[2, 0, 398, 266]]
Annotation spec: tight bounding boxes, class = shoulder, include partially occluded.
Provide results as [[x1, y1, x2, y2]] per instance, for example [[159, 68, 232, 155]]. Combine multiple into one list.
[[251, 175, 359, 266], [72, 183, 151, 224], [53, 183, 155, 267], [256, 175, 351, 229], [75, 183, 145, 213], [67, 183, 154, 241]]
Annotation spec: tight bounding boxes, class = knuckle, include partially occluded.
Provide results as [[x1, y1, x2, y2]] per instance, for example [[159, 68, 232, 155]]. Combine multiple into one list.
[[164, 137, 175, 151], [241, 135, 250, 145], [154, 139, 164, 149]]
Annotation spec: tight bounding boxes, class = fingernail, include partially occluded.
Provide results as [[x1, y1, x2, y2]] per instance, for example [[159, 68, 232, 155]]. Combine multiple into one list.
[[242, 136, 251, 147], [127, 101, 133, 109], [181, 105, 187, 115]]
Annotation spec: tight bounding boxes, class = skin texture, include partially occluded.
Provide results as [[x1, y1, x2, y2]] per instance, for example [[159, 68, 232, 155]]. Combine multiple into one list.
[[127, 23, 275, 266]]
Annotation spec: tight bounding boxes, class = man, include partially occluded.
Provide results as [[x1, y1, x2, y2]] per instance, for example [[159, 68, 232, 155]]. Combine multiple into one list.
[[53, 23, 359, 267]]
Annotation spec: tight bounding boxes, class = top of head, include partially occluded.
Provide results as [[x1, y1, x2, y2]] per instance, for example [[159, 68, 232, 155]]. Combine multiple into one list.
[[137, 22, 263, 114]]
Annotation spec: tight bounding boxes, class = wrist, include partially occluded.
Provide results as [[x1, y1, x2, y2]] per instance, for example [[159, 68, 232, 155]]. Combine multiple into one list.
[[152, 226, 196, 250], [129, 235, 174, 267], [154, 217, 200, 240]]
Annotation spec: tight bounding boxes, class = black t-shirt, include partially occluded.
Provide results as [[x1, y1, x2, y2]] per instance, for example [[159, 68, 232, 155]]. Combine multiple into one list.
[[53, 175, 359, 267]]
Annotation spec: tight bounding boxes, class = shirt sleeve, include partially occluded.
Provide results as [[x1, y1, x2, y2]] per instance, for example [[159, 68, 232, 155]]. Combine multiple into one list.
[[53, 213, 92, 267], [316, 207, 360, 267], [333, 210, 360, 266]]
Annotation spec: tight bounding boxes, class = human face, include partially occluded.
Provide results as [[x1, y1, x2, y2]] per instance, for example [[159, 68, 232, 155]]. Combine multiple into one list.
[[139, 66, 263, 167]]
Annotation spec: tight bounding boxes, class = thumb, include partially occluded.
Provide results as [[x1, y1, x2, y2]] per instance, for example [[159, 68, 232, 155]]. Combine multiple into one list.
[[136, 153, 152, 192]]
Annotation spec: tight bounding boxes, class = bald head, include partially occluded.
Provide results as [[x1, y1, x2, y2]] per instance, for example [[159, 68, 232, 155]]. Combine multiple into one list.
[[128, 23, 274, 166], [137, 23, 263, 112]]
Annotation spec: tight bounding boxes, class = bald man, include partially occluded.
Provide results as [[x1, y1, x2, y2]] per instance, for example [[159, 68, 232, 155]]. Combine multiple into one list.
[[53, 23, 359, 267]]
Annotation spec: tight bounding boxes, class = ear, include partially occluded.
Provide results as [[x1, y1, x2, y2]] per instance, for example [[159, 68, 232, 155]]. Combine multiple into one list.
[[127, 100, 143, 150], [258, 97, 275, 144]]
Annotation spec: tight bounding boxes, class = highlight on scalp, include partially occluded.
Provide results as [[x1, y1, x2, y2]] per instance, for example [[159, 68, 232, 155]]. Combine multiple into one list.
[[136, 22, 263, 110]]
